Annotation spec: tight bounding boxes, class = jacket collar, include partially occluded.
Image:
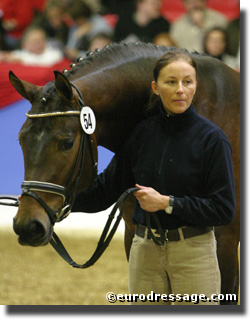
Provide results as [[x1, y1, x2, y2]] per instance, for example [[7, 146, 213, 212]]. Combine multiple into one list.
[[160, 103, 196, 122], [159, 104, 197, 131]]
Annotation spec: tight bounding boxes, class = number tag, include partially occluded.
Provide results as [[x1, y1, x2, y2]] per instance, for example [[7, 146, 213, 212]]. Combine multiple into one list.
[[80, 107, 96, 134]]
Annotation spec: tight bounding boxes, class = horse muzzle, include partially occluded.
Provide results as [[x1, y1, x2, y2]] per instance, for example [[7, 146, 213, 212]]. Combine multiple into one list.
[[13, 216, 53, 246], [13, 181, 71, 246]]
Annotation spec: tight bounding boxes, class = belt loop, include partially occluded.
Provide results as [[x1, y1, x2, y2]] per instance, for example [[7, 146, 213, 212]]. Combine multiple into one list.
[[144, 227, 148, 240], [178, 227, 185, 241]]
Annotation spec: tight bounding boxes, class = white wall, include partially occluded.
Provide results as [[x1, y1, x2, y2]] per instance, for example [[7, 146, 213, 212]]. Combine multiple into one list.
[[0, 204, 125, 235]]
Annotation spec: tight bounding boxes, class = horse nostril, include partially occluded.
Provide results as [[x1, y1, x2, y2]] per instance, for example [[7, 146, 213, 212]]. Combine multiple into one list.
[[27, 219, 46, 239], [13, 218, 48, 245]]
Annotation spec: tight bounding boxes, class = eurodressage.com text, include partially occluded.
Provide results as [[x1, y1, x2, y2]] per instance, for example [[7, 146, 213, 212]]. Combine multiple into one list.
[[106, 291, 238, 304]]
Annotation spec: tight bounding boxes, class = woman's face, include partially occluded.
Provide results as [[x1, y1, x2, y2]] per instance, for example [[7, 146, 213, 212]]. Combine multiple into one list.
[[151, 60, 197, 115], [22, 30, 46, 55], [205, 30, 226, 56]]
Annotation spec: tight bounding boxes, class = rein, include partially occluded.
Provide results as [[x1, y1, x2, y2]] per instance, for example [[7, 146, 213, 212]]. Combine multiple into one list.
[[50, 187, 138, 268], [0, 81, 165, 269], [0, 81, 140, 269], [0, 188, 139, 268]]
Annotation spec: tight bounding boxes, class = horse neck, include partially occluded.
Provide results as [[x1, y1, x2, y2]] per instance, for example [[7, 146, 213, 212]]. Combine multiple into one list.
[[72, 68, 153, 153]]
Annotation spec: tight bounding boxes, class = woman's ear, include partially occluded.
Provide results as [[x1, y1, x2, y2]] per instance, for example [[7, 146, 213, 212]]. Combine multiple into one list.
[[151, 81, 159, 95]]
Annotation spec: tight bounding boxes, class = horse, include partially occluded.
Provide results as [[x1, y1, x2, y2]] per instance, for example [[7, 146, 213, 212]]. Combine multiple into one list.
[[9, 42, 240, 305]]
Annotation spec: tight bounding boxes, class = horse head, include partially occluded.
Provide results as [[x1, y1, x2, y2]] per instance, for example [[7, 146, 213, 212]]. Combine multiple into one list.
[[9, 71, 98, 246]]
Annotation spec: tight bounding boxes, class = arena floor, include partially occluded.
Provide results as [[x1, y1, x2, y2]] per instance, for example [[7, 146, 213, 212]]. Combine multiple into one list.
[[0, 228, 130, 305], [0, 228, 240, 306]]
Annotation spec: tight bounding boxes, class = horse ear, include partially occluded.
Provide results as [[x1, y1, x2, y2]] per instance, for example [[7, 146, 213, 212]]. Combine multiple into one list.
[[54, 70, 73, 102], [9, 71, 38, 102]]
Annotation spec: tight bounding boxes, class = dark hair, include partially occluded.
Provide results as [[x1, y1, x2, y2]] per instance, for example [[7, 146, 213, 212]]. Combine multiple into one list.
[[21, 26, 47, 45], [45, 0, 66, 11], [203, 27, 229, 55], [147, 48, 197, 116], [153, 48, 197, 82], [67, 0, 92, 20]]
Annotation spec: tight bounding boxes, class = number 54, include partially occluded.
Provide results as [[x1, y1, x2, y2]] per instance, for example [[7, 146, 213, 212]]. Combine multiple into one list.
[[83, 113, 93, 129]]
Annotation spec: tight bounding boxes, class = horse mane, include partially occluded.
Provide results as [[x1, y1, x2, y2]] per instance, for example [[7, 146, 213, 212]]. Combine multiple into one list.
[[42, 42, 198, 105], [66, 42, 174, 78], [41, 42, 171, 102]]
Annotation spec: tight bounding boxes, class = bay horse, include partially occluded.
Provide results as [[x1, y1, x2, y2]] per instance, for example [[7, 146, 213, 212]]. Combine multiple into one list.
[[9, 43, 240, 305]]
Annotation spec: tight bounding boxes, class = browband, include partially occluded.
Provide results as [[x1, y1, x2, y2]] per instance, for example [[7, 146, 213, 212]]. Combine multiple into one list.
[[26, 111, 80, 118]]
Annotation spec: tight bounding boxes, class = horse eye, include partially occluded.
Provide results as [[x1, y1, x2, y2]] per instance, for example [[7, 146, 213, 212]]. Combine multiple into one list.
[[59, 140, 74, 151]]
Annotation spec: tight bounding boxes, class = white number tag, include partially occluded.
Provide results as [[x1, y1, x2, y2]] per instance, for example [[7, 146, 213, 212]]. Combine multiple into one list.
[[80, 107, 96, 134]]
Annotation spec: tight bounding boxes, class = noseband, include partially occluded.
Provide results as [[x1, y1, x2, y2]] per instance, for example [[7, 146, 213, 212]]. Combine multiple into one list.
[[21, 83, 98, 225], [3, 82, 165, 269]]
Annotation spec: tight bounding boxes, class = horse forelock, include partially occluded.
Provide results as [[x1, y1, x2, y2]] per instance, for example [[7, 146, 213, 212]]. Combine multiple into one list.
[[42, 81, 56, 101], [20, 85, 76, 140], [29, 81, 73, 115]]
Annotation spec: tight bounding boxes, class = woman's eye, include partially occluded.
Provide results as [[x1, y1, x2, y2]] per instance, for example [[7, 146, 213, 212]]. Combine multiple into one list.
[[59, 140, 74, 151]]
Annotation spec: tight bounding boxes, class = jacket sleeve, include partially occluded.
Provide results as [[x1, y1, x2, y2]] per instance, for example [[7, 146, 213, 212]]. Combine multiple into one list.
[[72, 141, 134, 213], [172, 133, 236, 226]]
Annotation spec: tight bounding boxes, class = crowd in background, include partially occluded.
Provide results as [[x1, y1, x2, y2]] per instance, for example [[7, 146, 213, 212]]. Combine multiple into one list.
[[0, 0, 240, 70]]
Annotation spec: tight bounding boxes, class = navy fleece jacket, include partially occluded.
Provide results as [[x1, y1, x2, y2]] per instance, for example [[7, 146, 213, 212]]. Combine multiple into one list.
[[72, 105, 235, 229]]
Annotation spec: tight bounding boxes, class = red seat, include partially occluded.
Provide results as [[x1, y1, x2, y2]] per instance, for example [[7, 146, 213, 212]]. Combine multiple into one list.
[[160, 0, 240, 23]]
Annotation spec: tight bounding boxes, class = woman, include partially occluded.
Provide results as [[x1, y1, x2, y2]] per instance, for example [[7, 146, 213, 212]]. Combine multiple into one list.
[[204, 27, 239, 70], [72, 49, 235, 305], [0, 27, 63, 66]]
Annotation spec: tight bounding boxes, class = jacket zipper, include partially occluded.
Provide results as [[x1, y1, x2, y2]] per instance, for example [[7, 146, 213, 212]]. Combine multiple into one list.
[[158, 137, 170, 175]]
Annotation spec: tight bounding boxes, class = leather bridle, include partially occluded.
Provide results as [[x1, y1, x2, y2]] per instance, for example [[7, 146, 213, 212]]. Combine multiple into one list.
[[0, 80, 139, 269], [0, 81, 165, 269], [21, 82, 98, 225]]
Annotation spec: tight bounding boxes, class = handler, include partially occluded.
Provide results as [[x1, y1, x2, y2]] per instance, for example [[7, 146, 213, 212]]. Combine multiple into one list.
[[72, 49, 235, 305]]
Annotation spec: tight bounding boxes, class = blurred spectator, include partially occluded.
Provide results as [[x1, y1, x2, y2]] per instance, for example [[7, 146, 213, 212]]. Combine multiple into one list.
[[170, 0, 228, 53], [0, 0, 46, 49], [153, 32, 176, 47], [114, 0, 170, 44], [226, 0, 240, 58], [31, 0, 69, 50], [64, 0, 113, 61], [226, 17, 240, 58], [0, 27, 64, 66], [204, 27, 239, 70], [88, 32, 113, 51], [100, 0, 134, 17]]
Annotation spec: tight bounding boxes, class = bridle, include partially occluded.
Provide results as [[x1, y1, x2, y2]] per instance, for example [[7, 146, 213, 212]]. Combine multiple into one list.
[[0, 80, 139, 269], [0, 81, 164, 269], [21, 82, 98, 225], [0, 79, 138, 269]]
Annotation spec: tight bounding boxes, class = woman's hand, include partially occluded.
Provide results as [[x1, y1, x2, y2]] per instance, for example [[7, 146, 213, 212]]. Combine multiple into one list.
[[133, 184, 169, 212]]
